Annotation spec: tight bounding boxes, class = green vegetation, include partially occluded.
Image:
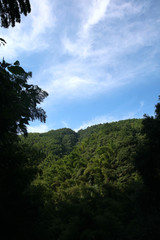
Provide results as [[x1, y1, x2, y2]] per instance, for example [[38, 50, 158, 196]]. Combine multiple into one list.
[[0, 60, 160, 239], [1, 3, 160, 239], [1, 99, 160, 239]]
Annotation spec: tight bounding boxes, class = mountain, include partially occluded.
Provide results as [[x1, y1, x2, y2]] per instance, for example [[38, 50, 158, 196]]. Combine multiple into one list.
[[3, 118, 160, 240]]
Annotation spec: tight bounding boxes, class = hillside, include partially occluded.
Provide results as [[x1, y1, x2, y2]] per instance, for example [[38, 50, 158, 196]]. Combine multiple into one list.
[[2, 117, 160, 240], [17, 118, 159, 240]]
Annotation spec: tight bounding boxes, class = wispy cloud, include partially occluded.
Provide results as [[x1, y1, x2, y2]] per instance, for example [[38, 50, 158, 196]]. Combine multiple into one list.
[[82, 0, 110, 35], [62, 0, 158, 60], [62, 0, 110, 58], [34, 58, 128, 105], [1, 0, 160, 107], [27, 100, 145, 133], [74, 101, 145, 131], [62, 121, 69, 128], [140, 101, 144, 108], [56, 0, 160, 101], [27, 123, 49, 133], [74, 115, 116, 132], [0, 0, 56, 59], [106, 1, 144, 19]]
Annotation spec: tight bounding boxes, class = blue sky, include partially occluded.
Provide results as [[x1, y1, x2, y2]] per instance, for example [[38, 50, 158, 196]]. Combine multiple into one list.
[[1, 0, 160, 132]]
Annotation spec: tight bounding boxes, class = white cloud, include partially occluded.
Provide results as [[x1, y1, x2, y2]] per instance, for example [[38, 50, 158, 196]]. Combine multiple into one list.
[[62, 0, 159, 65], [27, 124, 49, 133], [106, 1, 144, 19], [82, 0, 110, 34], [0, 0, 56, 59], [74, 113, 135, 132], [37, 60, 128, 103], [74, 114, 130, 132], [57, 0, 160, 101], [62, 35, 92, 58], [74, 101, 145, 132], [74, 115, 116, 132], [30, 0, 55, 38], [1, 0, 159, 105], [45, 75, 97, 98], [140, 101, 144, 108], [62, 121, 69, 128], [62, 0, 110, 58]]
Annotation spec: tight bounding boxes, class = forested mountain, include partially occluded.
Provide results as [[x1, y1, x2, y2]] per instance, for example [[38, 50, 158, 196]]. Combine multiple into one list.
[[1, 2, 159, 239], [20, 128, 78, 158], [1, 2, 160, 239], [1, 57, 159, 240], [8, 117, 157, 240]]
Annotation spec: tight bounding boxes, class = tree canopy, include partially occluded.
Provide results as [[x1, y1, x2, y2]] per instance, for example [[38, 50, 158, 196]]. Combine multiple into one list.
[[0, 59, 48, 144], [0, 0, 31, 28], [17, 113, 160, 240], [0, 1, 159, 234], [1, 100, 160, 239]]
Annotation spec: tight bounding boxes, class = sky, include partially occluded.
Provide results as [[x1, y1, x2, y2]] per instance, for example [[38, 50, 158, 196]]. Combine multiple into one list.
[[1, 0, 160, 132]]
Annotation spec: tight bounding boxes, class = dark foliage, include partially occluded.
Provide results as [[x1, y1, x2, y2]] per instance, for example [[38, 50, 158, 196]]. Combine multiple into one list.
[[0, 59, 48, 143], [18, 103, 160, 240], [0, 59, 48, 239], [0, 37, 6, 45], [135, 97, 160, 198], [0, 0, 31, 28], [1, 88, 160, 239]]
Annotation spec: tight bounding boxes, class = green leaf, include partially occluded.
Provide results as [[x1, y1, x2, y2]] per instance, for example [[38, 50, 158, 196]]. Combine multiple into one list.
[[28, 71, 32, 77], [8, 66, 25, 75], [14, 60, 20, 66], [1, 60, 11, 68]]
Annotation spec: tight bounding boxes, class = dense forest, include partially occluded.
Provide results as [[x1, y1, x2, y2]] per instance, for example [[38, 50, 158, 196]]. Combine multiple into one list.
[[1, 109, 160, 239], [1, 1, 160, 239]]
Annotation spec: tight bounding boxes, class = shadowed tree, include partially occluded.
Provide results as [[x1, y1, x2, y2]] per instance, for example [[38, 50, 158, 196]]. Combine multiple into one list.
[[0, 56, 48, 238], [0, 59, 48, 239], [136, 96, 160, 192], [0, 0, 31, 28], [0, 59, 48, 161]]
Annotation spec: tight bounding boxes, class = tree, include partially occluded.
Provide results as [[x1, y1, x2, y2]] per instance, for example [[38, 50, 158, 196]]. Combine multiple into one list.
[[155, 96, 160, 120], [135, 96, 160, 195], [0, 58, 48, 239], [0, 0, 31, 28], [0, 59, 48, 144]]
